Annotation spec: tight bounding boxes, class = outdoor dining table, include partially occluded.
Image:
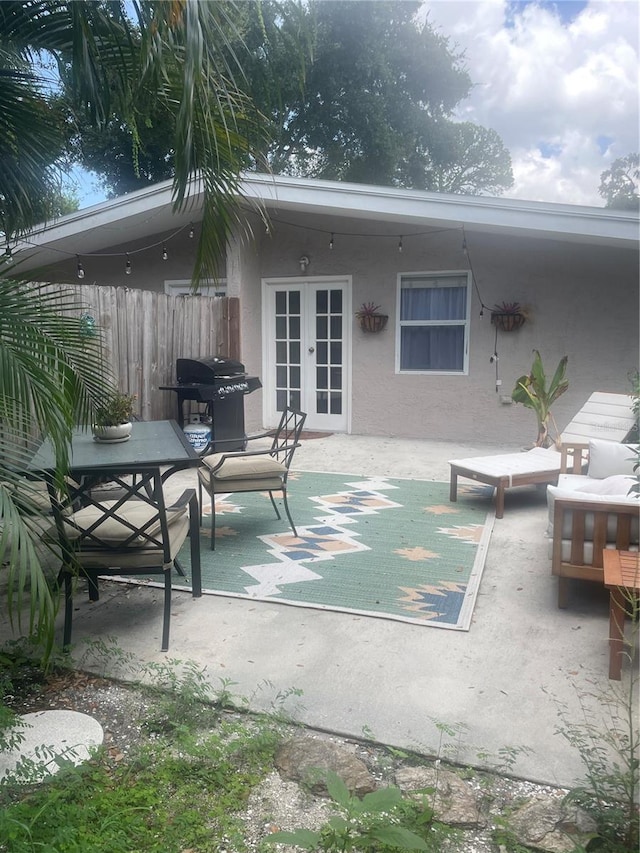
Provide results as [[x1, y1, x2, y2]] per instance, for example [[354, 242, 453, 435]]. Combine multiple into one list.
[[28, 419, 201, 483]]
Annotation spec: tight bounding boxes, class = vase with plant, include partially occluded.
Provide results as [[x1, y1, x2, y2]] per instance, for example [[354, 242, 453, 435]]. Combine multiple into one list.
[[491, 301, 526, 332], [92, 391, 137, 442], [512, 350, 568, 448], [355, 301, 388, 333]]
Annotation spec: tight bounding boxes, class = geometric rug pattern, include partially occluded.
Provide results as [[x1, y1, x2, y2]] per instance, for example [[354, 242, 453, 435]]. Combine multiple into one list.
[[172, 472, 495, 631]]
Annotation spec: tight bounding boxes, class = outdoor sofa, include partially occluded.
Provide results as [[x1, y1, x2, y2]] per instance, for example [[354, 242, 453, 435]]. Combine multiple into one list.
[[547, 438, 639, 608]]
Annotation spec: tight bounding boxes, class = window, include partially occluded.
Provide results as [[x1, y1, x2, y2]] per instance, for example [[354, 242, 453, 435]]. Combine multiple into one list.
[[164, 279, 226, 297], [396, 272, 470, 373]]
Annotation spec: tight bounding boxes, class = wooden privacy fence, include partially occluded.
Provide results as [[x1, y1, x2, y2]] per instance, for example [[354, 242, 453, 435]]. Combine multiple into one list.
[[45, 284, 240, 421]]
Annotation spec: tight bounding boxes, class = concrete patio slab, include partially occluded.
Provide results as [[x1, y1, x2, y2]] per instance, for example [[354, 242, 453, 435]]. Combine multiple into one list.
[[2, 434, 637, 790]]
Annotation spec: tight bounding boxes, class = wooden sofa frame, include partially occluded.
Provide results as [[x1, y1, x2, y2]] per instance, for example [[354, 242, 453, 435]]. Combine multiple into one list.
[[551, 442, 638, 608]]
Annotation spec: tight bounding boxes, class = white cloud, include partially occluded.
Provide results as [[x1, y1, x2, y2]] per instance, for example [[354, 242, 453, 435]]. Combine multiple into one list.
[[423, 0, 640, 205]]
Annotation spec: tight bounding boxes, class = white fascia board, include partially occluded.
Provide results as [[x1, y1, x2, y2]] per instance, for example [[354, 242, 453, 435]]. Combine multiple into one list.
[[16, 173, 640, 257], [240, 174, 639, 246]]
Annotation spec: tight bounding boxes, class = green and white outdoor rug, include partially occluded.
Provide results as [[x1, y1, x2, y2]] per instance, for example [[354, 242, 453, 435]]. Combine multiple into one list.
[[173, 472, 495, 631]]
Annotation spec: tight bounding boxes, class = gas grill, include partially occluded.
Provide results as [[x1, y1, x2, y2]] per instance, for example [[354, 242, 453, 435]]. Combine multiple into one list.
[[160, 356, 261, 451]]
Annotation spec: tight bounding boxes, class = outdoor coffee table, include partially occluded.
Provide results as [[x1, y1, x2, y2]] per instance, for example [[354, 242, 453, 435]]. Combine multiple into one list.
[[603, 549, 640, 680], [448, 447, 562, 518]]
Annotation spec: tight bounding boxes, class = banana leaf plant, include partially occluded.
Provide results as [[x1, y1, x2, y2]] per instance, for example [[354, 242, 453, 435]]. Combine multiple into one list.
[[512, 350, 569, 448]]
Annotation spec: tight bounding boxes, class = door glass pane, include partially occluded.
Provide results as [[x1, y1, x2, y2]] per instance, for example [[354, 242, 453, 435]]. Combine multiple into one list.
[[276, 341, 287, 362], [275, 291, 286, 313], [289, 341, 300, 363], [316, 290, 328, 313], [290, 366, 300, 388], [275, 316, 287, 338], [330, 392, 342, 414], [289, 316, 300, 338], [316, 316, 328, 339], [330, 366, 342, 388], [289, 291, 300, 313], [276, 366, 287, 386], [290, 390, 301, 410], [330, 289, 342, 312], [317, 341, 328, 364], [330, 341, 342, 364], [317, 391, 328, 413], [330, 316, 342, 338], [316, 366, 328, 389]]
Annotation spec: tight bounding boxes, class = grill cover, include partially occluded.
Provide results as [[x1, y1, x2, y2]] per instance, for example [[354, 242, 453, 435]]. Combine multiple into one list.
[[176, 356, 245, 384]]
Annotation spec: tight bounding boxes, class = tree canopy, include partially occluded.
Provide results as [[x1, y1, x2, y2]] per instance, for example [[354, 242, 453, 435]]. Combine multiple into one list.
[[70, 0, 514, 198], [598, 153, 639, 211], [1, 0, 268, 281]]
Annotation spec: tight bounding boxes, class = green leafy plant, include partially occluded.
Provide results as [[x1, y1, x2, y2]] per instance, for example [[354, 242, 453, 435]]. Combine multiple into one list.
[[512, 349, 569, 447], [550, 609, 639, 852], [266, 769, 436, 851], [94, 390, 136, 426]]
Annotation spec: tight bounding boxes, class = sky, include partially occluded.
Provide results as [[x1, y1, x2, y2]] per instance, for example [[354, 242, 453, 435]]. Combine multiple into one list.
[[422, 0, 639, 205], [72, 0, 639, 210]]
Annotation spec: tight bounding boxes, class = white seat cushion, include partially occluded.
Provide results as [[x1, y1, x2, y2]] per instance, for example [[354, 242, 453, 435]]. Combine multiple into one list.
[[63, 500, 187, 546], [201, 453, 286, 481]]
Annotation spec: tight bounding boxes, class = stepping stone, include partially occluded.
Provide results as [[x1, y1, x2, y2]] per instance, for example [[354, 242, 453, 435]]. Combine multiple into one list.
[[0, 710, 104, 783]]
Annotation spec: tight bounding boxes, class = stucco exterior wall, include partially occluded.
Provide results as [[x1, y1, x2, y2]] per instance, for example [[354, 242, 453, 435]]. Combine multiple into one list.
[[33, 208, 638, 446], [245, 216, 638, 445]]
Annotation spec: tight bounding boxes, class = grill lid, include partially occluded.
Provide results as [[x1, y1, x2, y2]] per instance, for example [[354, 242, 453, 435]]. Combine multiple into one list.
[[176, 356, 245, 384]]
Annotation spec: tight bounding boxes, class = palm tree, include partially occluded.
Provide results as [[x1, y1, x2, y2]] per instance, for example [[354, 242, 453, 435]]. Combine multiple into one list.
[[0, 1, 268, 657]]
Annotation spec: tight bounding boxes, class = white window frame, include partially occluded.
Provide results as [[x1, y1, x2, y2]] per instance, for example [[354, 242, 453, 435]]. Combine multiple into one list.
[[164, 279, 226, 297], [395, 270, 471, 375]]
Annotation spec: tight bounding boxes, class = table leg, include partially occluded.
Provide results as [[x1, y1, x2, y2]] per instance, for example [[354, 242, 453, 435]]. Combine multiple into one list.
[[449, 470, 458, 503], [609, 587, 626, 680], [495, 485, 505, 519]]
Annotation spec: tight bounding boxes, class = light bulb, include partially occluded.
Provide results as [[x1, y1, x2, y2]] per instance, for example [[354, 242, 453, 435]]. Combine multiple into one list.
[[76, 256, 85, 279], [162, 245, 168, 261], [188, 223, 194, 239], [398, 236, 403, 253], [329, 233, 334, 250], [125, 255, 132, 275]]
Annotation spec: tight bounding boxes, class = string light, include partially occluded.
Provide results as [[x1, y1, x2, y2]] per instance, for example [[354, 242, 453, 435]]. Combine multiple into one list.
[[125, 254, 132, 275], [329, 233, 334, 250], [76, 255, 85, 279], [188, 223, 195, 239], [162, 245, 168, 261], [398, 236, 403, 253]]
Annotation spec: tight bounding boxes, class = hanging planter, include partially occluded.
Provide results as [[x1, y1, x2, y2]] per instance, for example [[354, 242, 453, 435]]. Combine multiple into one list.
[[491, 302, 526, 332], [355, 302, 389, 333]]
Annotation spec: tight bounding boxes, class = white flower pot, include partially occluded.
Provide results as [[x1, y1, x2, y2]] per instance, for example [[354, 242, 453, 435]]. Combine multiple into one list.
[[92, 422, 133, 443]]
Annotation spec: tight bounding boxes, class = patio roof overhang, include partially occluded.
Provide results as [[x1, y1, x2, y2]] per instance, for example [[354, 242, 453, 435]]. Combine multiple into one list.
[[6, 172, 639, 274]]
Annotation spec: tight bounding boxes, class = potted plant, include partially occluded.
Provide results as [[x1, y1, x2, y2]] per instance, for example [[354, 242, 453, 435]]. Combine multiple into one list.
[[355, 302, 388, 333], [512, 350, 569, 448], [491, 301, 526, 332], [93, 391, 137, 442]]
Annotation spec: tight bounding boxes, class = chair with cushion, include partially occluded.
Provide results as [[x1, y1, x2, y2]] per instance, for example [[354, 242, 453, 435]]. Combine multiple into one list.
[[49, 467, 202, 651], [198, 407, 307, 550]]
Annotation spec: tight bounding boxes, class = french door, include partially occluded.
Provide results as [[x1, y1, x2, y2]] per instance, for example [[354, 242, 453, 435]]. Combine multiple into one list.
[[262, 277, 351, 432]]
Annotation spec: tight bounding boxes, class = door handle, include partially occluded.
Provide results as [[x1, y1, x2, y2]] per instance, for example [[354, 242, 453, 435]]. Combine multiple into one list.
[[308, 347, 315, 354]]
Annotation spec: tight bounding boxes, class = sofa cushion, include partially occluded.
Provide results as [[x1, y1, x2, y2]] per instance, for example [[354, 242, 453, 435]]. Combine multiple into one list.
[[587, 439, 638, 479], [574, 474, 637, 496]]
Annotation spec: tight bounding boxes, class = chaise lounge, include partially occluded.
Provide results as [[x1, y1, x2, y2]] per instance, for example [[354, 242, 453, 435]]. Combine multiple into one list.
[[448, 392, 636, 518]]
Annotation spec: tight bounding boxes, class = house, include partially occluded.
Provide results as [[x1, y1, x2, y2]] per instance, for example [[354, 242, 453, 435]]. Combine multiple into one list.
[[9, 173, 639, 444]]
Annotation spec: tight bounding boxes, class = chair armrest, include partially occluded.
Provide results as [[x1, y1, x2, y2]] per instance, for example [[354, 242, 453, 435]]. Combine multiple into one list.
[[167, 488, 197, 512], [560, 443, 589, 474]]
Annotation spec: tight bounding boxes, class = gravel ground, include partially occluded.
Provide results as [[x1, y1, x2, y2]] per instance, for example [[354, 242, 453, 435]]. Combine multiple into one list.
[[3, 669, 570, 852]]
